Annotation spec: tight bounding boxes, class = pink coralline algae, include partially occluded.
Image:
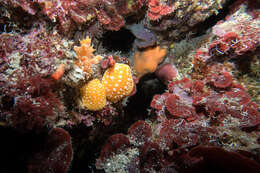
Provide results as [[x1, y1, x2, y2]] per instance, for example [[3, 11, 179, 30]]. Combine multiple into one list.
[[96, 103, 119, 126], [208, 28, 259, 57], [147, 0, 174, 21], [128, 120, 152, 145], [157, 119, 214, 149], [97, 133, 130, 165], [3, 0, 229, 37], [155, 63, 179, 85], [96, 120, 210, 172], [165, 94, 197, 119], [0, 23, 72, 78], [194, 2, 260, 67], [2, 73, 64, 131], [67, 100, 119, 127], [146, 0, 228, 39], [206, 69, 233, 89], [152, 70, 260, 128], [151, 92, 171, 113], [96, 121, 156, 172], [0, 24, 72, 131], [3, 0, 145, 33], [97, 70, 260, 172]]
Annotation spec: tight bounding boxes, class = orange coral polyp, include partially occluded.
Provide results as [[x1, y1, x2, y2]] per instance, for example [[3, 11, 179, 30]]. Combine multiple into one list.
[[74, 36, 101, 74], [80, 79, 106, 111], [74, 44, 95, 58], [102, 63, 134, 103]]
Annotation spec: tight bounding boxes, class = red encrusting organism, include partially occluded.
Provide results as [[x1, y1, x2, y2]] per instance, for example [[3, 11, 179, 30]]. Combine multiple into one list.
[[51, 64, 66, 81], [28, 128, 73, 173], [147, 0, 174, 21]]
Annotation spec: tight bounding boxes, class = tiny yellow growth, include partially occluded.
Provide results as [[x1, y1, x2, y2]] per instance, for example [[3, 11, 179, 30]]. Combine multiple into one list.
[[80, 79, 106, 111]]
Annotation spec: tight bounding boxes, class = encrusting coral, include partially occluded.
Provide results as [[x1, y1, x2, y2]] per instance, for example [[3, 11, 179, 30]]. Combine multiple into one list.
[[102, 63, 134, 103], [133, 46, 167, 78], [80, 79, 106, 111]]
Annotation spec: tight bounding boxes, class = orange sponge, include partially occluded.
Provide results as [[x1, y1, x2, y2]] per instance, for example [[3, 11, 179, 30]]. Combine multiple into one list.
[[102, 63, 134, 103], [80, 79, 106, 111], [134, 46, 167, 78]]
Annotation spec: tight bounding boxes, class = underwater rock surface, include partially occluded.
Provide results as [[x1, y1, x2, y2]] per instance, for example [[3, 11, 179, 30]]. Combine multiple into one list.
[[0, 0, 259, 173]]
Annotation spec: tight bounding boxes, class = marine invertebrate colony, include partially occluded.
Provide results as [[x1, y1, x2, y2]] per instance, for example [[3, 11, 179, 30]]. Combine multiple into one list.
[[51, 64, 66, 81], [155, 63, 179, 84], [74, 37, 135, 110]]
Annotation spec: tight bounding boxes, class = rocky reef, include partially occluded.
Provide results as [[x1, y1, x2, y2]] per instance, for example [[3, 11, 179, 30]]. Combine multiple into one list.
[[0, 0, 259, 173]]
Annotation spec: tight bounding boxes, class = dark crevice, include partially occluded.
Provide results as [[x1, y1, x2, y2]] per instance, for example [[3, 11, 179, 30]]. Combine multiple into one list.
[[0, 127, 46, 173], [0, 5, 39, 34], [101, 28, 135, 53], [125, 73, 166, 123]]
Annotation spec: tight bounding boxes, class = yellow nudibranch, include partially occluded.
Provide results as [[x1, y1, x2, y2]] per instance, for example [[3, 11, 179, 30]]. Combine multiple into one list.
[[78, 38, 134, 110], [80, 79, 106, 111], [102, 63, 134, 103]]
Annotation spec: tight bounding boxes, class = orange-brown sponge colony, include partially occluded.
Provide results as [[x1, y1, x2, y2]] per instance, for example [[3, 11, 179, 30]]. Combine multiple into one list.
[[134, 46, 167, 78], [80, 79, 106, 111], [102, 63, 134, 103]]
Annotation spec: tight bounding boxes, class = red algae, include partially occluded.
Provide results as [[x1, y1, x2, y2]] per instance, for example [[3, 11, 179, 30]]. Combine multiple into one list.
[[165, 94, 196, 119], [194, 2, 260, 70], [139, 141, 162, 172], [3, 0, 145, 34], [147, 0, 174, 21], [28, 128, 73, 173], [188, 146, 260, 173], [155, 63, 178, 85], [206, 71, 233, 89], [3, 73, 64, 131], [3, 0, 228, 37], [97, 66, 259, 172], [98, 133, 130, 163], [128, 120, 152, 145]]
